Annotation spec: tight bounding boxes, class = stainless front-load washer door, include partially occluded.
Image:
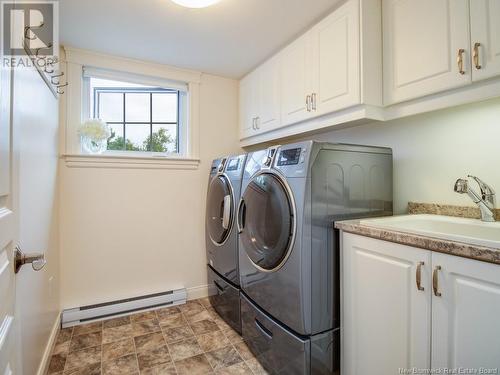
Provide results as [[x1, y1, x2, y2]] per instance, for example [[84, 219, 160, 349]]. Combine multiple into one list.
[[239, 171, 296, 272], [207, 175, 234, 245]]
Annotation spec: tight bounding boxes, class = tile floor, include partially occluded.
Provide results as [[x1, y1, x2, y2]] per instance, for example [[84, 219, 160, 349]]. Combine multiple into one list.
[[47, 298, 269, 375]]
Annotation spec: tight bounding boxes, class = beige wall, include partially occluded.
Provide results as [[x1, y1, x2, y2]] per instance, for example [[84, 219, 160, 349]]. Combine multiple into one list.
[[60, 73, 241, 308], [14, 66, 60, 374], [59, 67, 500, 309], [308, 97, 500, 213]]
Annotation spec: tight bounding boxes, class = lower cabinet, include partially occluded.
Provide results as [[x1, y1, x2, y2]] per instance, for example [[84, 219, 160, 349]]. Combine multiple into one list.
[[431, 252, 500, 371], [342, 233, 432, 374], [341, 233, 500, 375]]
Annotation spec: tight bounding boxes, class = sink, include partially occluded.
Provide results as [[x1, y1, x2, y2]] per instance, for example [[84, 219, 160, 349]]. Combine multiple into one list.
[[360, 214, 500, 249]]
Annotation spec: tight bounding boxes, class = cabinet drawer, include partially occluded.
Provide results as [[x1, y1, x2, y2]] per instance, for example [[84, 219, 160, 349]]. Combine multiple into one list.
[[241, 293, 310, 375], [207, 265, 241, 333]]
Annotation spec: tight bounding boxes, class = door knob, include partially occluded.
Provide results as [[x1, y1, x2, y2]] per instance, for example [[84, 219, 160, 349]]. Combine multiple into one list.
[[14, 246, 46, 273]]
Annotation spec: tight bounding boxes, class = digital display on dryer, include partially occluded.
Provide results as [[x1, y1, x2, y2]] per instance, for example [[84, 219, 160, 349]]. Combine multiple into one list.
[[225, 158, 240, 171], [277, 148, 301, 166]]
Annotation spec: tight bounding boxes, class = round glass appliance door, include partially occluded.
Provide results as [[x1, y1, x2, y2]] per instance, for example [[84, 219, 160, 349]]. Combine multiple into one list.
[[240, 173, 295, 271], [207, 176, 233, 245]]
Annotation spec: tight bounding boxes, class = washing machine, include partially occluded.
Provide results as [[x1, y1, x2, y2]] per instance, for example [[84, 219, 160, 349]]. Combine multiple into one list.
[[238, 141, 393, 374], [205, 153, 246, 333]]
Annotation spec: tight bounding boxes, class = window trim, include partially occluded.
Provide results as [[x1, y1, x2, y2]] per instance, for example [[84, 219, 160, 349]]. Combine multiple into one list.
[[60, 46, 201, 169]]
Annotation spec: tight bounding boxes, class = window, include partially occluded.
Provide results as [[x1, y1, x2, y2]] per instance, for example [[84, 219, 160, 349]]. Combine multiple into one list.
[[62, 49, 201, 168], [84, 73, 188, 156]]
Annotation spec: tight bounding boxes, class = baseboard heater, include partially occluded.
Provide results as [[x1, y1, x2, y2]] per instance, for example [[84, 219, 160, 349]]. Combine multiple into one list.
[[61, 288, 187, 328]]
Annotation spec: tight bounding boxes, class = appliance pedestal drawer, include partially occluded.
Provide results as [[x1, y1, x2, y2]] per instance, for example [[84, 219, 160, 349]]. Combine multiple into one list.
[[207, 265, 241, 333], [241, 293, 339, 375]]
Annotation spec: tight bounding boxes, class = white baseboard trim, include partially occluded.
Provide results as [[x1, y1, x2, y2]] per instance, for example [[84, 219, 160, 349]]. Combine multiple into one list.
[[187, 284, 217, 300], [37, 314, 61, 375]]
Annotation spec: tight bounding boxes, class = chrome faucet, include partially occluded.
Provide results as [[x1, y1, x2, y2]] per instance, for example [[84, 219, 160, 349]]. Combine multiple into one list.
[[454, 175, 496, 222]]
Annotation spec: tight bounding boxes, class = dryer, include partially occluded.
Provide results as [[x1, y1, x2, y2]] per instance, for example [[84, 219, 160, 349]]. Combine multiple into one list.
[[205, 153, 246, 333], [238, 141, 393, 374]]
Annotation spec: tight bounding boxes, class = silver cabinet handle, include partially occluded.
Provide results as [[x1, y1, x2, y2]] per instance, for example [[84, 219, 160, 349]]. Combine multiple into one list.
[[306, 95, 311, 112], [14, 246, 46, 273], [473, 42, 481, 70], [433, 265, 442, 297], [251, 118, 256, 130], [457, 49, 465, 75], [255, 117, 260, 130], [311, 93, 317, 111], [416, 261, 424, 291]]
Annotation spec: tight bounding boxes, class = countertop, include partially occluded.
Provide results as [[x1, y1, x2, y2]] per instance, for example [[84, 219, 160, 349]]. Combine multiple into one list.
[[335, 216, 500, 265]]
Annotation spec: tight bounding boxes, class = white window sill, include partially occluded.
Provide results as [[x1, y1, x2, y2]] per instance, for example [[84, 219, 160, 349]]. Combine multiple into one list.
[[62, 153, 200, 170]]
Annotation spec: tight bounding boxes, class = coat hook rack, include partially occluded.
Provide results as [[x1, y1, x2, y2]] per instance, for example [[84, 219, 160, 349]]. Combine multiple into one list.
[[56, 82, 68, 95], [50, 72, 64, 85], [22, 26, 66, 98]]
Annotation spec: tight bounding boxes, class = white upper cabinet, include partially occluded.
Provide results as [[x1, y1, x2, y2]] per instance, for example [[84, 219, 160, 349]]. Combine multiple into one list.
[[383, 0, 471, 105], [240, 0, 500, 144], [281, 33, 312, 127], [470, 0, 500, 82], [240, 0, 382, 143], [257, 55, 281, 133], [239, 72, 259, 139], [281, 0, 363, 125], [310, 0, 360, 116], [239, 56, 281, 139], [431, 252, 500, 370]]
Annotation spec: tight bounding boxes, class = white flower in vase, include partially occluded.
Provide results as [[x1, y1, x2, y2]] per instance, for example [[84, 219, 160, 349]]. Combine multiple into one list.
[[78, 119, 111, 154]]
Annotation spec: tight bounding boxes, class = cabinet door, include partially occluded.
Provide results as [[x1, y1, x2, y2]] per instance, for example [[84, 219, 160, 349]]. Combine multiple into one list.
[[257, 55, 281, 133], [281, 33, 312, 126], [342, 233, 431, 375], [239, 73, 258, 139], [311, 0, 360, 115], [383, 0, 471, 105], [470, 0, 500, 82], [431, 253, 500, 370]]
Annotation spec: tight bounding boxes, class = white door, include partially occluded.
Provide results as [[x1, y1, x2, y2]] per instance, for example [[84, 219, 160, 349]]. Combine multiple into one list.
[[470, 0, 500, 82], [256, 55, 281, 133], [0, 50, 19, 375], [431, 253, 500, 370], [239, 73, 258, 139], [281, 33, 312, 126], [311, 0, 360, 116], [383, 0, 471, 105], [342, 233, 432, 375]]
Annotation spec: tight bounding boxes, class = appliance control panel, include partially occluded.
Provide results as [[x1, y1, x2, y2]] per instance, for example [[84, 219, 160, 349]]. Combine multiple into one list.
[[225, 157, 241, 172], [224, 154, 247, 178], [277, 148, 302, 166], [274, 143, 310, 177]]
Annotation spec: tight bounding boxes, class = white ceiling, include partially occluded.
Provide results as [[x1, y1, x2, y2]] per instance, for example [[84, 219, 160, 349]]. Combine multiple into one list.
[[59, 0, 340, 79]]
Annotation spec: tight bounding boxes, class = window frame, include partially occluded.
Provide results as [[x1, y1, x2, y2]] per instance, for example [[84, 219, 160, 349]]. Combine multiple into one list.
[[92, 86, 181, 153], [61, 47, 202, 169]]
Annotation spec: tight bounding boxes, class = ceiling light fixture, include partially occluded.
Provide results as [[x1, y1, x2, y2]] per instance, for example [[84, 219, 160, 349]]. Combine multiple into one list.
[[171, 0, 221, 8]]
